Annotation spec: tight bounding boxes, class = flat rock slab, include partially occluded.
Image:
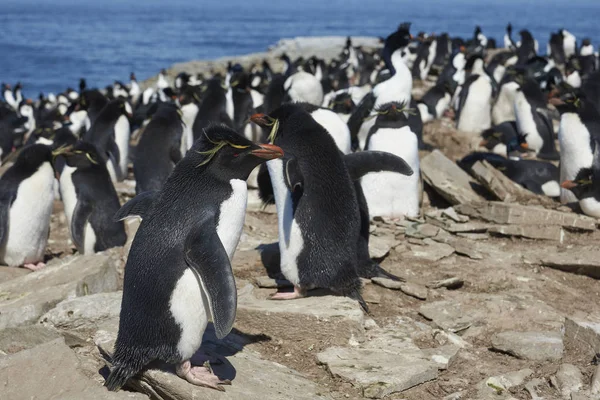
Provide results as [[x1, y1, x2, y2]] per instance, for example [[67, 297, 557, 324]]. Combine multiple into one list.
[[408, 238, 455, 262], [0, 325, 62, 355], [0, 338, 146, 400], [491, 331, 564, 361], [39, 291, 122, 331], [421, 150, 484, 205], [541, 252, 600, 279], [369, 235, 399, 258], [0, 253, 119, 329], [489, 224, 565, 242], [96, 330, 330, 400], [236, 283, 365, 344], [317, 347, 438, 398], [372, 278, 427, 300], [565, 316, 600, 353], [419, 294, 564, 336], [478, 369, 534, 399], [456, 202, 597, 231], [0, 266, 29, 283]]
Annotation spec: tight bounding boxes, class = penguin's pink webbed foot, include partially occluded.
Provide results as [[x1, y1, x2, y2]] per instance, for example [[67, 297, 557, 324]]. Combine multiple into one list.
[[23, 262, 46, 271], [176, 360, 231, 391], [269, 286, 304, 300]]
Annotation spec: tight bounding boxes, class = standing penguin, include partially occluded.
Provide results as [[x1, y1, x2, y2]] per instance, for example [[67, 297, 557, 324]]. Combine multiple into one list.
[[361, 102, 420, 218], [251, 104, 412, 307], [416, 81, 452, 123], [0, 144, 56, 270], [561, 139, 600, 217], [456, 55, 493, 134], [134, 103, 184, 194], [105, 125, 284, 391], [84, 98, 132, 181], [192, 79, 233, 141], [514, 79, 559, 160], [58, 142, 126, 254], [551, 92, 600, 203]]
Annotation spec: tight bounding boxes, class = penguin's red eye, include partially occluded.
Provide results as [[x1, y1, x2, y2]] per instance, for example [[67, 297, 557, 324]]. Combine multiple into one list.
[[233, 153, 239, 157]]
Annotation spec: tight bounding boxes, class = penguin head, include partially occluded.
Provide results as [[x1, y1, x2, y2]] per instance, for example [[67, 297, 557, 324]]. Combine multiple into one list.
[[506, 23, 512, 34], [130, 72, 137, 81], [190, 125, 283, 179], [549, 90, 583, 114], [18, 100, 34, 119], [474, 26, 482, 36], [14, 144, 54, 170], [328, 92, 355, 114], [115, 99, 133, 118], [60, 142, 102, 169], [561, 168, 594, 200], [2, 83, 10, 91], [372, 102, 411, 125]]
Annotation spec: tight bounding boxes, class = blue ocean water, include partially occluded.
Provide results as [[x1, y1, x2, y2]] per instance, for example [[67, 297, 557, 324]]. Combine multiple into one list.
[[1, 0, 598, 97]]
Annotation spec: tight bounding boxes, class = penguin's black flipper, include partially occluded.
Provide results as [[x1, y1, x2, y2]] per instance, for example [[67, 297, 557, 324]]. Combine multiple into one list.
[[347, 91, 375, 150], [283, 157, 304, 193], [71, 200, 93, 252], [344, 151, 413, 180], [0, 192, 16, 247], [184, 221, 237, 340], [107, 139, 123, 181], [114, 190, 158, 221]]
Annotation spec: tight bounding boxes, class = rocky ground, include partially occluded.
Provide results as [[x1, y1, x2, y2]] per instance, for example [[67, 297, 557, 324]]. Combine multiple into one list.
[[2, 39, 600, 400]]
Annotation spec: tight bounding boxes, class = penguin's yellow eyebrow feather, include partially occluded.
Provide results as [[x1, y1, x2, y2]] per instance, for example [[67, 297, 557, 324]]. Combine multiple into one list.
[[195, 130, 250, 167], [268, 119, 279, 144]]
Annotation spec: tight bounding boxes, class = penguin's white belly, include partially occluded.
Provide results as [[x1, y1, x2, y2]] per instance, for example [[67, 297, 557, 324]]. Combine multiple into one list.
[[361, 128, 420, 218], [267, 159, 303, 286], [225, 89, 234, 121], [181, 103, 199, 153], [417, 103, 433, 124], [309, 109, 352, 154], [83, 222, 96, 255], [514, 94, 543, 152], [357, 117, 376, 151], [435, 94, 451, 119], [580, 198, 600, 218], [216, 179, 248, 259], [492, 85, 517, 125], [566, 72, 581, 88], [558, 114, 593, 203], [250, 89, 264, 109], [541, 181, 561, 197], [170, 268, 209, 359], [0, 163, 54, 266], [457, 77, 492, 134], [59, 165, 77, 228], [493, 65, 506, 84], [286, 72, 324, 106], [114, 115, 131, 180]]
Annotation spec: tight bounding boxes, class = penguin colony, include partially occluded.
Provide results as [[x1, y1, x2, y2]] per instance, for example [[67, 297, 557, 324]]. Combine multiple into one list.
[[0, 23, 599, 391]]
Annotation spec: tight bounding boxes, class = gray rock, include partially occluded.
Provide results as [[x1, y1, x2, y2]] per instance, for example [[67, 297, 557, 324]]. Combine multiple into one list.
[[421, 345, 461, 370], [420, 294, 564, 337], [455, 202, 597, 231], [371, 278, 425, 299], [405, 223, 440, 239], [253, 276, 293, 289], [542, 252, 600, 279], [442, 207, 469, 223], [317, 347, 438, 398], [491, 331, 564, 361], [489, 224, 565, 242], [591, 364, 600, 395], [0, 266, 29, 283], [420, 150, 484, 205], [368, 235, 398, 259], [478, 369, 534, 399], [426, 277, 464, 290], [237, 283, 365, 344], [555, 364, 583, 399], [565, 317, 600, 354], [0, 338, 146, 400], [524, 378, 546, 400], [39, 292, 122, 331], [96, 329, 329, 400], [0, 325, 62, 355], [0, 253, 119, 329], [410, 238, 455, 261]]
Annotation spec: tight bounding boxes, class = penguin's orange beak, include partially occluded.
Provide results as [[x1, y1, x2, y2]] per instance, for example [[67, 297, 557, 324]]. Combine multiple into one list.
[[250, 113, 276, 127], [250, 143, 284, 160], [560, 180, 577, 189]]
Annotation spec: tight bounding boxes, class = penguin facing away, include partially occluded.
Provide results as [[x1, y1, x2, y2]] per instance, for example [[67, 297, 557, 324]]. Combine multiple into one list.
[[0, 144, 57, 270], [105, 125, 284, 391], [251, 104, 412, 309], [58, 142, 126, 254], [133, 103, 184, 194], [361, 102, 420, 218]]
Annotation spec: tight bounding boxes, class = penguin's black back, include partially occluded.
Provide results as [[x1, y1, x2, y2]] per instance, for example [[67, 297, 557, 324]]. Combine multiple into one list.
[[80, 90, 108, 125], [69, 143, 127, 251], [83, 99, 124, 157], [263, 74, 287, 113], [192, 79, 232, 141], [134, 103, 183, 194], [271, 105, 362, 294]]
